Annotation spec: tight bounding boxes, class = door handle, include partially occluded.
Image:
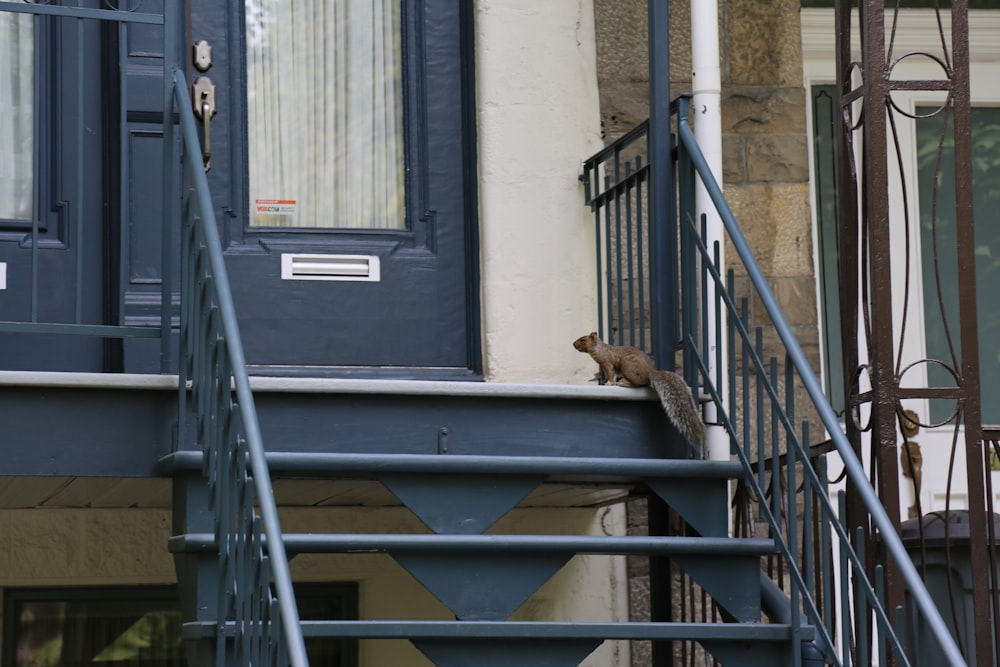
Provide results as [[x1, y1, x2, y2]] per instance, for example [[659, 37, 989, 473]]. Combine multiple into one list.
[[192, 76, 217, 172]]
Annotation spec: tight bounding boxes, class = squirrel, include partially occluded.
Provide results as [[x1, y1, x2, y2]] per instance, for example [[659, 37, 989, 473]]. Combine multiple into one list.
[[573, 331, 705, 456]]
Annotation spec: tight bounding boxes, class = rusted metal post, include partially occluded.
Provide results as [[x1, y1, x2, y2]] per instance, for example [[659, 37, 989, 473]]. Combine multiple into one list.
[[948, 5, 992, 664], [835, 0, 992, 663]]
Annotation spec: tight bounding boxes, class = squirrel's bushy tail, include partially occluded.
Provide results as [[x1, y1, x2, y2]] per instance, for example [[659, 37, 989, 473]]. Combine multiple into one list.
[[649, 370, 706, 457]]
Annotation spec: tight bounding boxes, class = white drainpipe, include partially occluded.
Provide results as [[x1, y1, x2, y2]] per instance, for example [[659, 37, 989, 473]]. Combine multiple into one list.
[[690, 1, 729, 465]]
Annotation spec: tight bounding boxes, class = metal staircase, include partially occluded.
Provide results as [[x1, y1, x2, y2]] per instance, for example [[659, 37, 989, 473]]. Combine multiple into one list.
[[163, 451, 812, 666], [163, 74, 813, 664], [156, 57, 969, 665]]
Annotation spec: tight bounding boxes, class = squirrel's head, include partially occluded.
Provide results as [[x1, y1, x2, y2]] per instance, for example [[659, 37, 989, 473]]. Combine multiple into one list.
[[572, 331, 599, 352]]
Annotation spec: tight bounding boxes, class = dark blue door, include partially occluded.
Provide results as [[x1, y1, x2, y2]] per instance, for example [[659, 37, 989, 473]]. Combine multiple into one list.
[[0, 10, 108, 371], [190, 0, 480, 378]]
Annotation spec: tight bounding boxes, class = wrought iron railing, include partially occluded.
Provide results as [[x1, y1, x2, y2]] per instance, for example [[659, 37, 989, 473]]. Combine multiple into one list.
[[0, 2, 172, 370], [672, 94, 965, 666], [580, 120, 653, 352], [172, 69, 309, 667], [584, 97, 967, 664]]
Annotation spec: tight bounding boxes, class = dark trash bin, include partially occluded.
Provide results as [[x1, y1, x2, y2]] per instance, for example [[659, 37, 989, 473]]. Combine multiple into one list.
[[900, 510, 1000, 666]]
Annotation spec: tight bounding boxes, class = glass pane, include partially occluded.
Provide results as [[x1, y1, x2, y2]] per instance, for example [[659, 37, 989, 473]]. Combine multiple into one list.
[[12, 598, 185, 666], [0, 11, 34, 221], [6, 585, 359, 666], [917, 106, 1000, 425], [811, 85, 845, 415], [246, 1, 405, 229]]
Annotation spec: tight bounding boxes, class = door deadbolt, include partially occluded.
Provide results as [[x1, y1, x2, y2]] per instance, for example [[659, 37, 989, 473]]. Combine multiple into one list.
[[193, 40, 213, 72]]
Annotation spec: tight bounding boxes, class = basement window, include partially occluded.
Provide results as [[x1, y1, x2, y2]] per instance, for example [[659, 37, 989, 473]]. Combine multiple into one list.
[[2, 584, 358, 666]]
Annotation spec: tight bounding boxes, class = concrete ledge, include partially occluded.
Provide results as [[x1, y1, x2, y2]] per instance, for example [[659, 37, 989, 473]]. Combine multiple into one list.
[[0, 370, 179, 390], [0, 370, 654, 402]]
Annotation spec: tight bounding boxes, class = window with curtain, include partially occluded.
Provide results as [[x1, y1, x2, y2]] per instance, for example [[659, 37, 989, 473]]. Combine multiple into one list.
[[0, 11, 34, 222], [245, 0, 405, 229]]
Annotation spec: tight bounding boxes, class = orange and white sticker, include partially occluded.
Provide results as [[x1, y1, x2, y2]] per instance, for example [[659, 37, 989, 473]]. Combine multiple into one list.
[[254, 199, 297, 215]]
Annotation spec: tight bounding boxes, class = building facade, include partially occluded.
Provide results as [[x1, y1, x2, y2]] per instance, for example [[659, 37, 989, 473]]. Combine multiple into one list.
[[0, 1, 993, 665]]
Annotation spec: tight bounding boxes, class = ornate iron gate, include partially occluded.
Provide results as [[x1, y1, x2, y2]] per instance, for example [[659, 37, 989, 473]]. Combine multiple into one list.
[[835, 1, 998, 664]]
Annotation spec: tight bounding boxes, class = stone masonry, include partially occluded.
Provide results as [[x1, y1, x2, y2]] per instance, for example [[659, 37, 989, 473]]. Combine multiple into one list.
[[592, 1, 819, 664]]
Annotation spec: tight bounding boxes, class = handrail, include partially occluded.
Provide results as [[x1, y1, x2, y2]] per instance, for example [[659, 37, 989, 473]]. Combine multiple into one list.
[[673, 94, 965, 666], [172, 69, 309, 667]]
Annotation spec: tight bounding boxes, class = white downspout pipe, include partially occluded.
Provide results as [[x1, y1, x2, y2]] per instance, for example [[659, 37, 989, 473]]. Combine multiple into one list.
[[690, 1, 729, 467]]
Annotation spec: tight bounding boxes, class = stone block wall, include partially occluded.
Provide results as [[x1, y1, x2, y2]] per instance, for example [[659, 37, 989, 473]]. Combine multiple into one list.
[[593, 0, 818, 369], [592, 2, 821, 663]]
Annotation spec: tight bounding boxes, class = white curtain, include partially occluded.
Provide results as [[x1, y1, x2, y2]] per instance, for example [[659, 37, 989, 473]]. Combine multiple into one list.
[[246, 0, 405, 229], [0, 12, 34, 221]]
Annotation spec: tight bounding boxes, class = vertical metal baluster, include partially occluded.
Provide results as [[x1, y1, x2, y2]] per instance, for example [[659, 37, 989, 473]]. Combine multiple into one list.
[[700, 214, 709, 382], [678, 143, 695, 372], [603, 175, 614, 342], [713, 240, 723, 397], [803, 421, 816, 605], [856, 526, 869, 667], [635, 155, 646, 351], [743, 301, 755, 488], [613, 166, 624, 346], [895, 602, 906, 665], [875, 564, 887, 667], [788, 422, 802, 667], [727, 270, 737, 450], [819, 456, 835, 651], [755, 327, 766, 501], [624, 161, 635, 346], [839, 492, 852, 667], [770, 357, 781, 559], [906, 591, 919, 665]]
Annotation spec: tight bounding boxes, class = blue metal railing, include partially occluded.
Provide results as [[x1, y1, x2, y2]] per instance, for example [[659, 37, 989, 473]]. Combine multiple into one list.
[[0, 3, 172, 369], [580, 120, 652, 350], [671, 94, 966, 666], [172, 69, 308, 667]]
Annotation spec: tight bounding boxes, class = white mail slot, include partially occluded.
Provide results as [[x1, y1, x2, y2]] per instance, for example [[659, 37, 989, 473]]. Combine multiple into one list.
[[280, 253, 381, 282]]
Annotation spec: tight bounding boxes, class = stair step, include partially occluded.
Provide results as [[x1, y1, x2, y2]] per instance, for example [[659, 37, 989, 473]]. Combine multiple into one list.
[[159, 450, 743, 480], [182, 619, 814, 642], [168, 532, 775, 557]]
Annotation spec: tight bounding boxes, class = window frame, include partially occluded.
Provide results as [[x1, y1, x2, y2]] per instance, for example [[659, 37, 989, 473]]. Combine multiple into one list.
[[3, 583, 359, 666]]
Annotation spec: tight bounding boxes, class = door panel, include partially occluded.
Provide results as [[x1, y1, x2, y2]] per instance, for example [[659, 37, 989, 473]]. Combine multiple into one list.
[[191, 0, 478, 375], [0, 11, 107, 371], [119, 0, 181, 373]]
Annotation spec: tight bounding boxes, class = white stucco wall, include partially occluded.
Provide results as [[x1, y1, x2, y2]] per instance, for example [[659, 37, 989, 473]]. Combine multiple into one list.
[[475, 0, 604, 384]]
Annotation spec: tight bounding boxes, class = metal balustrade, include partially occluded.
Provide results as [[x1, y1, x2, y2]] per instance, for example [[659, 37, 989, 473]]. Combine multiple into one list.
[[672, 93, 965, 666], [582, 95, 968, 665], [172, 69, 308, 667], [580, 120, 652, 351]]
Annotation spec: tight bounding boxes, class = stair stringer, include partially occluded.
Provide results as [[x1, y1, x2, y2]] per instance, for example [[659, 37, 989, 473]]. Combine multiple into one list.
[[670, 552, 764, 623], [379, 472, 544, 535], [644, 476, 730, 537]]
